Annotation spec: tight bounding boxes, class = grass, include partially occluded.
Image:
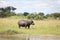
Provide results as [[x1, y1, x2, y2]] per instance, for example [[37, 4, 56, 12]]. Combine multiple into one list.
[[0, 18, 60, 35]]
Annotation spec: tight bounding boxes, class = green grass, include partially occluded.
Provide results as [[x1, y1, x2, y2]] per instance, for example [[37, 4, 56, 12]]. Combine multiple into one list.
[[0, 18, 60, 35], [7, 16, 26, 19]]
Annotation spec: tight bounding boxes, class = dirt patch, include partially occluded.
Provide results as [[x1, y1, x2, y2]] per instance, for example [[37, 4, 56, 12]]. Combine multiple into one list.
[[0, 34, 60, 38]]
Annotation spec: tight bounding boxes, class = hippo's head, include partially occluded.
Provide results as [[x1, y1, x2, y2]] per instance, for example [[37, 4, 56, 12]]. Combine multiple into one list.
[[28, 20, 35, 25], [31, 20, 35, 25]]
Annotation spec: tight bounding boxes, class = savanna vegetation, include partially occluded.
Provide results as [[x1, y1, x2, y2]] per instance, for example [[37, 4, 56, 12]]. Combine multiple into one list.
[[0, 6, 60, 35]]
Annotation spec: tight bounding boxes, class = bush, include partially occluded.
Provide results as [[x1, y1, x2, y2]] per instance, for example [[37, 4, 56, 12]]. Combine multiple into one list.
[[27, 14, 44, 20], [27, 14, 35, 19]]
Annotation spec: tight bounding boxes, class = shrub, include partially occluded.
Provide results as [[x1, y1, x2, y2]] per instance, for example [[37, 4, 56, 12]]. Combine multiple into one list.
[[27, 14, 44, 20], [27, 14, 35, 19]]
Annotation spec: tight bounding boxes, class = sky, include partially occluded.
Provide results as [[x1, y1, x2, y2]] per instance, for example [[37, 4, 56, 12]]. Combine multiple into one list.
[[0, 0, 60, 14]]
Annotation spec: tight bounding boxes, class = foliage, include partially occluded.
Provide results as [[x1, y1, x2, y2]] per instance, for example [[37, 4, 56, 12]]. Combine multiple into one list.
[[27, 14, 35, 19], [0, 6, 16, 18], [23, 12, 29, 16], [46, 13, 60, 19], [27, 13, 45, 20], [38, 12, 44, 16], [0, 6, 60, 20], [51, 13, 60, 19], [34, 15, 44, 20]]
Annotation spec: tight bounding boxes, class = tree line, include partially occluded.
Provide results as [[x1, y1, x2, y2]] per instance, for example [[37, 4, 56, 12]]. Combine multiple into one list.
[[0, 6, 16, 17], [0, 6, 60, 20]]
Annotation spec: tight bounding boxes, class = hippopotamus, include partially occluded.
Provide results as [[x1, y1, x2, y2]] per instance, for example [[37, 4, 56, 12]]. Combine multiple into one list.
[[18, 20, 35, 29]]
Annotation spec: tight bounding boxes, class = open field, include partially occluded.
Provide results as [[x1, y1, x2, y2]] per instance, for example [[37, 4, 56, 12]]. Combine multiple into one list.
[[0, 18, 60, 35]]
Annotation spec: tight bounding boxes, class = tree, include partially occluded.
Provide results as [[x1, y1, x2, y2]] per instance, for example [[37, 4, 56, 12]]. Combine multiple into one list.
[[51, 13, 60, 19], [5, 6, 16, 12], [0, 6, 16, 18], [46, 14, 51, 18], [27, 14, 35, 19], [46, 13, 60, 19], [0, 8, 6, 12], [23, 12, 29, 16], [34, 15, 44, 20], [27, 13, 44, 20], [38, 12, 44, 16]]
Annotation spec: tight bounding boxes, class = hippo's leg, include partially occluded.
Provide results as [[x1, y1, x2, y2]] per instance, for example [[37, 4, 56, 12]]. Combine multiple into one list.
[[28, 25, 30, 29]]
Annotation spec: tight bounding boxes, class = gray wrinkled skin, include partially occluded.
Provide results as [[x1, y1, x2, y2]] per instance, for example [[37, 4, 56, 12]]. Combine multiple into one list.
[[18, 20, 35, 29]]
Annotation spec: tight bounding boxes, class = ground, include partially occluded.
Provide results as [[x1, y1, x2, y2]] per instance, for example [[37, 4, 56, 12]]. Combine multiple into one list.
[[0, 18, 60, 35]]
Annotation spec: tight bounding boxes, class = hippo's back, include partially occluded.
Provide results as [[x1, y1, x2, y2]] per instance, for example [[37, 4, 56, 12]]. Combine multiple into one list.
[[18, 20, 27, 25]]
